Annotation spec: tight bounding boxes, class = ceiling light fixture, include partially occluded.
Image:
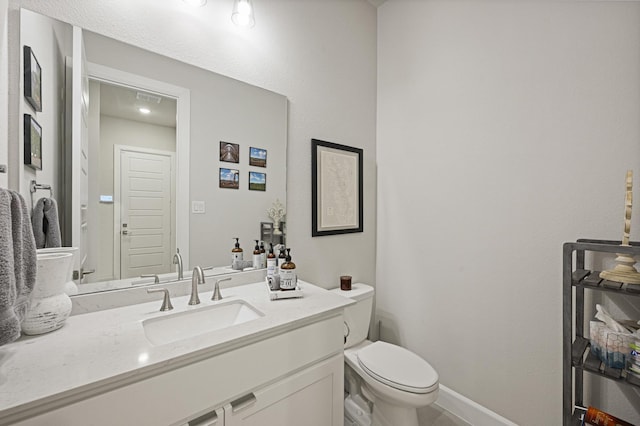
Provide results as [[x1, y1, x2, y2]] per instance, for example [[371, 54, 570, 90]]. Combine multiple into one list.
[[138, 107, 151, 115], [231, 0, 255, 28], [183, 0, 207, 7]]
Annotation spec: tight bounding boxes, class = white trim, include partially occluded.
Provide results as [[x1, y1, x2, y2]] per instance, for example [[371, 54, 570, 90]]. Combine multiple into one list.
[[87, 62, 190, 271], [114, 145, 176, 279], [435, 385, 518, 426]]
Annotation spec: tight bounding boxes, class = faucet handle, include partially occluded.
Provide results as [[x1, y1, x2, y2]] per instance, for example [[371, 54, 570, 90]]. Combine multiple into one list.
[[147, 288, 173, 311], [141, 274, 160, 284], [212, 277, 232, 301]]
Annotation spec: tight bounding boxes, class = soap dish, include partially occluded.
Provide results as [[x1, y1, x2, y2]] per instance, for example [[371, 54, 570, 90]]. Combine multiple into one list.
[[265, 279, 303, 300]]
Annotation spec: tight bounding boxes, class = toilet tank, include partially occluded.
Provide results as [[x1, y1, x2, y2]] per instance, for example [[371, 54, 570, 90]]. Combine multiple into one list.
[[330, 283, 374, 348]]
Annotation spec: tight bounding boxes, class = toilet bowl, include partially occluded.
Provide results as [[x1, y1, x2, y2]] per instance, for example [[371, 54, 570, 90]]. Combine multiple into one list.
[[330, 284, 439, 426]]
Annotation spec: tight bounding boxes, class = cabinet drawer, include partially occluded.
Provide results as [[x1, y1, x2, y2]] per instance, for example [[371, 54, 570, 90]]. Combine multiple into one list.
[[224, 354, 344, 426]]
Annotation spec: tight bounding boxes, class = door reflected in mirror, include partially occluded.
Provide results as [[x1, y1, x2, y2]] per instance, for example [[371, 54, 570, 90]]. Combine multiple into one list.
[[89, 80, 178, 282]]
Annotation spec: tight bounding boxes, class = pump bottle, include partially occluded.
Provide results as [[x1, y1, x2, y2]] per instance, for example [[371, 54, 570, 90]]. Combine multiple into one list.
[[277, 245, 287, 268], [232, 238, 243, 264], [253, 240, 262, 269], [259, 241, 266, 269], [267, 243, 277, 277], [279, 248, 297, 290]]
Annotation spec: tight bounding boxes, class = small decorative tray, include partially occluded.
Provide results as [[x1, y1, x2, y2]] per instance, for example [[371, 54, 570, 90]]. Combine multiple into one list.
[[265, 278, 303, 300]]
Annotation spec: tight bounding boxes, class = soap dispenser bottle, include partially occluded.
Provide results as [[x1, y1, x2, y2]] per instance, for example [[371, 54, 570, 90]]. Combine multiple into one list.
[[277, 245, 287, 268], [253, 240, 262, 269], [259, 241, 266, 268], [279, 248, 297, 290], [267, 243, 277, 277], [232, 238, 244, 264]]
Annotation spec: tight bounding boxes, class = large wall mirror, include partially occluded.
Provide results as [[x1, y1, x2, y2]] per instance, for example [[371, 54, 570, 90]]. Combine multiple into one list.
[[18, 9, 287, 295]]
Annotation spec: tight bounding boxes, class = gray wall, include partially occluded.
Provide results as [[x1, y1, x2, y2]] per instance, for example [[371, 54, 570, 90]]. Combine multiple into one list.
[[14, 10, 70, 205], [377, 1, 640, 424]]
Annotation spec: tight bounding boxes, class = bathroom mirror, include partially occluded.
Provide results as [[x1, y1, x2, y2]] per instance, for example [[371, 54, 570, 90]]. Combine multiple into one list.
[[18, 9, 287, 294]]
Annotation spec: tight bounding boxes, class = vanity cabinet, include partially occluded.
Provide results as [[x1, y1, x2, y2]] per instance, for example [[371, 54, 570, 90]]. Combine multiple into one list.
[[11, 315, 344, 426], [562, 239, 640, 425]]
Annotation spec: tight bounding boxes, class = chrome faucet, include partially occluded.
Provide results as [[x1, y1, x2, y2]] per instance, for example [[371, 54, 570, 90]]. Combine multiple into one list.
[[173, 248, 183, 280], [189, 266, 205, 305], [140, 274, 160, 284], [212, 277, 232, 301]]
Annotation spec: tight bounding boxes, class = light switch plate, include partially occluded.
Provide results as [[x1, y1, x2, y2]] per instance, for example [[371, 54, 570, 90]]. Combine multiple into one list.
[[192, 201, 206, 214]]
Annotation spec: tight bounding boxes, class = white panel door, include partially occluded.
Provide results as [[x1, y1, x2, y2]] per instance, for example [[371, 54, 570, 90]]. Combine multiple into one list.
[[119, 149, 173, 279]]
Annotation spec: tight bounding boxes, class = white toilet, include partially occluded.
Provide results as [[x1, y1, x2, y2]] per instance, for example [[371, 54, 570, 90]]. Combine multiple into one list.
[[331, 283, 439, 426]]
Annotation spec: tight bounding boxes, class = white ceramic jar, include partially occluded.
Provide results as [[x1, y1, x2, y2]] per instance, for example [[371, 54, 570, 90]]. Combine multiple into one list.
[[21, 252, 74, 335]]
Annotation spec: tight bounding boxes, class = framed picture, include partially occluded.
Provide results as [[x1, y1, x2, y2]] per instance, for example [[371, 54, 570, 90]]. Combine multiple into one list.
[[249, 171, 266, 191], [23, 46, 42, 112], [219, 168, 239, 189], [249, 147, 267, 167], [24, 114, 42, 170], [311, 139, 363, 236], [220, 141, 239, 163]]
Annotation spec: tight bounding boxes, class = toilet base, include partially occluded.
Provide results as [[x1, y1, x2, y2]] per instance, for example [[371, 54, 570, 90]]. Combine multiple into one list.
[[360, 382, 421, 426]]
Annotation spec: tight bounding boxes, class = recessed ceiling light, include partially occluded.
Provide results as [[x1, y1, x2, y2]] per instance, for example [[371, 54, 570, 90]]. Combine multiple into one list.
[[183, 0, 207, 7], [139, 107, 151, 115]]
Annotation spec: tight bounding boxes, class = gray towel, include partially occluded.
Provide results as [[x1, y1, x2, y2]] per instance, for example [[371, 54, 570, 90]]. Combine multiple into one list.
[[0, 189, 37, 346], [31, 197, 62, 249]]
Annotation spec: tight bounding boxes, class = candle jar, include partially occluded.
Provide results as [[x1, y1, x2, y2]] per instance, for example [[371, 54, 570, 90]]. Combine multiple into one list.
[[340, 275, 352, 291]]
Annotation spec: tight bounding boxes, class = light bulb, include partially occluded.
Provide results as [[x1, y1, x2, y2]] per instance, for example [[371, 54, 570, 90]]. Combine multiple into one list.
[[232, 0, 255, 28]]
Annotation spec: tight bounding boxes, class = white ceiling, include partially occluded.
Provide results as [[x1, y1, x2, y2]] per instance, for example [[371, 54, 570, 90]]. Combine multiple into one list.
[[98, 81, 177, 128]]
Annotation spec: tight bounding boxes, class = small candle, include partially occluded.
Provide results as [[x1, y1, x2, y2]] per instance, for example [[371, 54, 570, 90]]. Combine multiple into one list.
[[340, 275, 352, 291]]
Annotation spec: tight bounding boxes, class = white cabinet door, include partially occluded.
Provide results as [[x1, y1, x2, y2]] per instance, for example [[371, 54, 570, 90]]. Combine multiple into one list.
[[179, 407, 224, 426], [224, 354, 343, 426]]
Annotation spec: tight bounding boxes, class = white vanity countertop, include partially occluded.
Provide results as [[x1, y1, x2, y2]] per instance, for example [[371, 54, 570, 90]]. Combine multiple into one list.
[[0, 280, 353, 422]]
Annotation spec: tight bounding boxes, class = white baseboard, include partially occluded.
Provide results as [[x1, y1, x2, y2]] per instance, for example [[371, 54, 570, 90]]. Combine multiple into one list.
[[435, 385, 518, 426]]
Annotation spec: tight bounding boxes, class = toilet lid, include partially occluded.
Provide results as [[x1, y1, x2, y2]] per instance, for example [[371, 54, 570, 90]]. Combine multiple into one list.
[[357, 341, 439, 394]]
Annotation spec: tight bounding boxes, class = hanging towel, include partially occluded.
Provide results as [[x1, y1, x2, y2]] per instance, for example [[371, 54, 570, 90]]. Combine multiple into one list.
[[31, 197, 62, 249], [0, 189, 37, 346]]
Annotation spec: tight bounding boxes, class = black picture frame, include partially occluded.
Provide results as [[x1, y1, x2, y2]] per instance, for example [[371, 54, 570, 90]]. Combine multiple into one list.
[[24, 114, 42, 170], [311, 139, 363, 236], [23, 46, 42, 112], [219, 141, 239, 163], [219, 167, 239, 189], [249, 171, 266, 191], [249, 147, 267, 167]]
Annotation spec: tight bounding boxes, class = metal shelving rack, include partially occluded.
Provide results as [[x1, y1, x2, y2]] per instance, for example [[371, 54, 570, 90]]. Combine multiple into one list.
[[563, 239, 640, 425]]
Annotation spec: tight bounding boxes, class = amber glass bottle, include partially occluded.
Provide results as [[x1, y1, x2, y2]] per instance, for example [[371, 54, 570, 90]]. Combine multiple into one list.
[[279, 249, 297, 290]]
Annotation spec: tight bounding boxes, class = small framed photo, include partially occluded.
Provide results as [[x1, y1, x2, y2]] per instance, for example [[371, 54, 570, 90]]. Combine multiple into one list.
[[24, 114, 42, 170], [249, 171, 266, 191], [220, 141, 239, 163], [219, 168, 239, 189], [249, 147, 267, 167], [23, 46, 42, 112]]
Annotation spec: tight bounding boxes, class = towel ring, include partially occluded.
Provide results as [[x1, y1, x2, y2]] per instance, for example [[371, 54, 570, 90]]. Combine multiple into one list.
[[30, 180, 53, 209]]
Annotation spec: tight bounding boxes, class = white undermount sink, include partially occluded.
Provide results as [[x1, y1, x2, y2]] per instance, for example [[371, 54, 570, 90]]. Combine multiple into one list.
[[142, 299, 264, 346]]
